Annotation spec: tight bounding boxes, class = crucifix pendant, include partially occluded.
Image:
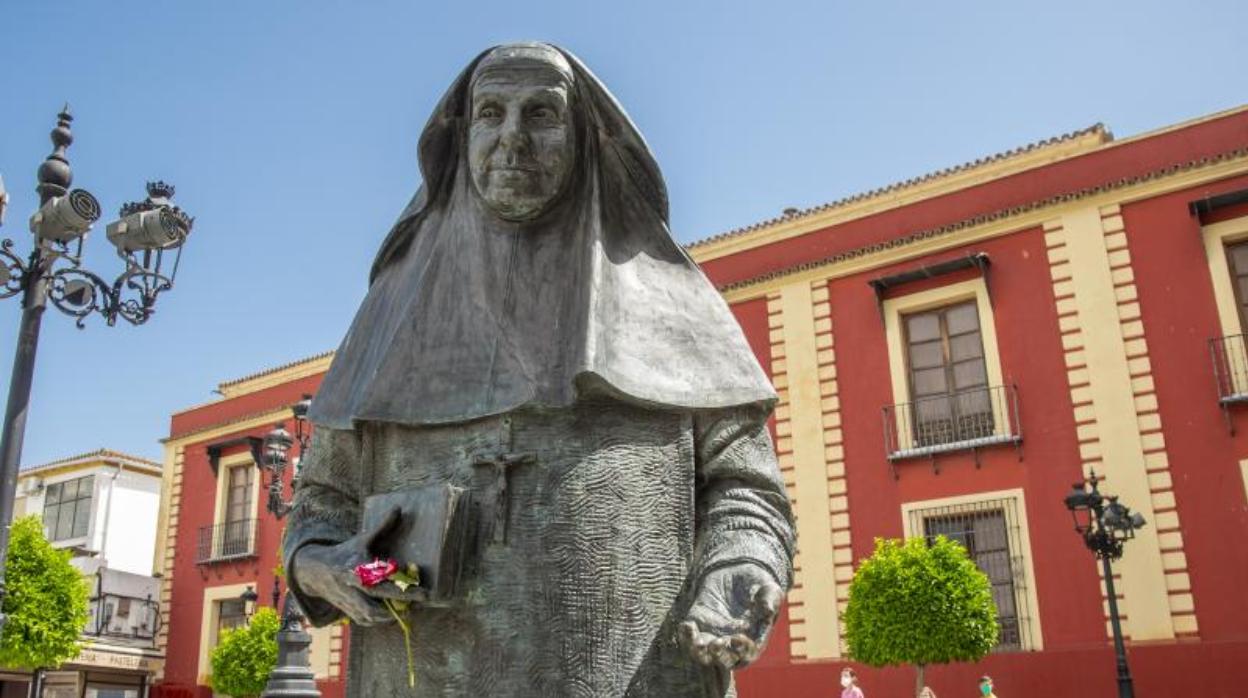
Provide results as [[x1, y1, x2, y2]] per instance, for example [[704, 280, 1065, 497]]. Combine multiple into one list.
[[471, 451, 534, 544]]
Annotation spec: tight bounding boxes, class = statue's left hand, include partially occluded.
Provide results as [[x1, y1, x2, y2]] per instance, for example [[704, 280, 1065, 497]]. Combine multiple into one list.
[[677, 563, 783, 670]]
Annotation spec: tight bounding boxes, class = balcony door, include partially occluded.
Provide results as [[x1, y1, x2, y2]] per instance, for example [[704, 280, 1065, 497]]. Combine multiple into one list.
[[904, 300, 992, 446], [220, 463, 254, 558], [1225, 240, 1248, 331]]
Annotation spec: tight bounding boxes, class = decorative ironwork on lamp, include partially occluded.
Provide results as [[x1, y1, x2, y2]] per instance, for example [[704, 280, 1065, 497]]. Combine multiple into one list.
[[1063, 470, 1146, 698]]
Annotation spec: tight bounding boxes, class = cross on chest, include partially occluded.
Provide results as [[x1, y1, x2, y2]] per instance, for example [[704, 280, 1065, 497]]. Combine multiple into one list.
[[471, 451, 534, 544]]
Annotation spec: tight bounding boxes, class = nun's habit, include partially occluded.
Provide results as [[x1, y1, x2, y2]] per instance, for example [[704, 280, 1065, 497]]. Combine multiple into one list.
[[286, 43, 794, 697]]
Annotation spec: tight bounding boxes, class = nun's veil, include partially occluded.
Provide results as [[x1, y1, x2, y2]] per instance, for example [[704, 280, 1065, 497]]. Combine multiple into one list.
[[310, 43, 774, 429]]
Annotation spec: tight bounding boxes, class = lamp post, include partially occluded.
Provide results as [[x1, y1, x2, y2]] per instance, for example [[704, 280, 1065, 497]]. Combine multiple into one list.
[[0, 107, 193, 631], [1064, 470, 1147, 698], [252, 394, 320, 698]]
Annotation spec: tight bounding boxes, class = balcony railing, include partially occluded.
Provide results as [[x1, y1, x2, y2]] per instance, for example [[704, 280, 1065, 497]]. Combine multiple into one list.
[[86, 592, 162, 646], [883, 384, 1022, 467], [1210, 334, 1248, 403], [196, 518, 257, 564]]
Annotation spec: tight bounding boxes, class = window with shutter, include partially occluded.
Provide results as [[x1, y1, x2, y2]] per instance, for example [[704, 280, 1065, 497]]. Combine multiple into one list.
[[903, 300, 993, 447], [1225, 240, 1248, 332], [221, 464, 254, 557], [216, 598, 248, 640], [925, 510, 1022, 650]]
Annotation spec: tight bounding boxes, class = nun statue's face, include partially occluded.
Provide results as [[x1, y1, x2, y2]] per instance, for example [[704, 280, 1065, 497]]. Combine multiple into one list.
[[469, 67, 576, 221]]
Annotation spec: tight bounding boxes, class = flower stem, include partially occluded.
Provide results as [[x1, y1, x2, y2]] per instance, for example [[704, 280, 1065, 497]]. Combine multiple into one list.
[[384, 599, 416, 689]]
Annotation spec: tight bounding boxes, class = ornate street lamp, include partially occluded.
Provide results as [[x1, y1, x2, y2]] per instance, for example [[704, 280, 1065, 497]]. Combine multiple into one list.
[[0, 107, 193, 631], [1064, 470, 1147, 698], [239, 586, 259, 621], [251, 394, 320, 698], [260, 422, 295, 518]]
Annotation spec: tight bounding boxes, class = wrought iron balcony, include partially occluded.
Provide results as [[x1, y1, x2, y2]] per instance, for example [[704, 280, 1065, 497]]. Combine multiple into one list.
[[83, 566, 163, 648], [195, 518, 257, 564], [883, 384, 1022, 469], [1210, 334, 1248, 403], [85, 592, 162, 646]]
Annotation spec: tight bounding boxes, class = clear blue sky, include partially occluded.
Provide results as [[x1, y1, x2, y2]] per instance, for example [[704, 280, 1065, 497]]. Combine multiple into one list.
[[1, 1, 1245, 466]]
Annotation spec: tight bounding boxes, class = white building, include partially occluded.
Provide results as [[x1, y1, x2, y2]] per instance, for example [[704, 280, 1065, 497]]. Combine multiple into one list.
[[0, 449, 165, 698], [14, 449, 162, 576]]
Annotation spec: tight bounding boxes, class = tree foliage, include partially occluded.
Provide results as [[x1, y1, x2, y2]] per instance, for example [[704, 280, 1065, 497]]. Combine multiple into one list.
[[843, 537, 998, 692], [210, 607, 280, 698], [0, 516, 90, 670]]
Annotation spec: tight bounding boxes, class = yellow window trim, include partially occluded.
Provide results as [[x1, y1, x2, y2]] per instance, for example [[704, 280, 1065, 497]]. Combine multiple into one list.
[[882, 278, 1009, 447], [1202, 214, 1248, 337], [1240, 459, 1248, 511], [197, 582, 255, 685], [1202, 214, 1248, 396], [205, 452, 260, 565], [900, 487, 1044, 651]]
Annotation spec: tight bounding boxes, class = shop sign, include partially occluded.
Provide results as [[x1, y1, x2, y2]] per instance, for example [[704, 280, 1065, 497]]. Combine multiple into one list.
[[73, 647, 164, 673]]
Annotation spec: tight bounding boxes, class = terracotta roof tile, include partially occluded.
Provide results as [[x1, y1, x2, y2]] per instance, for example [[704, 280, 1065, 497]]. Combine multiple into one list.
[[216, 350, 334, 392], [21, 448, 162, 473], [687, 123, 1110, 250]]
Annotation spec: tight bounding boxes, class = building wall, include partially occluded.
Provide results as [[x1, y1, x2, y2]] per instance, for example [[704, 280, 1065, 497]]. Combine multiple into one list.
[[1125, 189, 1248, 638], [698, 106, 1248, 696], [99, 469, 162, 575]]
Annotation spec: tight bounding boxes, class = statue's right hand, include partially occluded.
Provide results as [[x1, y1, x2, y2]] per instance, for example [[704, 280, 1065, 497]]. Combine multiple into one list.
[[292, 507, 427, 626]]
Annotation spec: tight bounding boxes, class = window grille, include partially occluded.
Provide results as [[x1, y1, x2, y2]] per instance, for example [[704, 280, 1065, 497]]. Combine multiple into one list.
[[908, 497, 1034, 652], [217, 598, 248, 638]]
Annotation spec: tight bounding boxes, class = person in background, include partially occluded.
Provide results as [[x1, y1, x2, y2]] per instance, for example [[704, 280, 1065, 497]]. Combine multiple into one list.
[[840, 667, 864, 698], [979, 675, 998, 697]]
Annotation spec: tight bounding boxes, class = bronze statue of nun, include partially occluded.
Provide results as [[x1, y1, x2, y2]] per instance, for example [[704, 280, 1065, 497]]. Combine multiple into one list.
[[285, 42, 795, 697]]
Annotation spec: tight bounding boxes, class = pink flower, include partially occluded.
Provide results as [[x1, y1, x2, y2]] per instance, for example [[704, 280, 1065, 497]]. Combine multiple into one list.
[[354, 558, 397, 587]]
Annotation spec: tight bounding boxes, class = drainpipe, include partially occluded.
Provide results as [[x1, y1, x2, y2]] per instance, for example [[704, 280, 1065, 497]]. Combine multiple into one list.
[[97, 464, 122, 569], [93, 569, 104, 636]]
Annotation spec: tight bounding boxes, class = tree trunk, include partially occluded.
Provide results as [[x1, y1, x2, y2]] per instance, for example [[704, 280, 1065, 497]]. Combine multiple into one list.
[[915, 663, 926, 698], [27, 668, 43, 698]]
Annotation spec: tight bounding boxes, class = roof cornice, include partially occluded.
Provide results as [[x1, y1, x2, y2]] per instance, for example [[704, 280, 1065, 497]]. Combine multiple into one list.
[[687, 124, 1110, 261], [717, 145, 1248, 298]]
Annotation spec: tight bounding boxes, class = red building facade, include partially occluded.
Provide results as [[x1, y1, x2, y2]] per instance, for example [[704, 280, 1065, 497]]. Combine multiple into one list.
[[154, 106, 1248, 697], [152, 354, 344, 698]]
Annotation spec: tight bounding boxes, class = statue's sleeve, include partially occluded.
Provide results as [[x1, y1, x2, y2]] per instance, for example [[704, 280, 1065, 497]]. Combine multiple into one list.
[[692, 405, 795, 590], [284, 426, 363, 626]]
